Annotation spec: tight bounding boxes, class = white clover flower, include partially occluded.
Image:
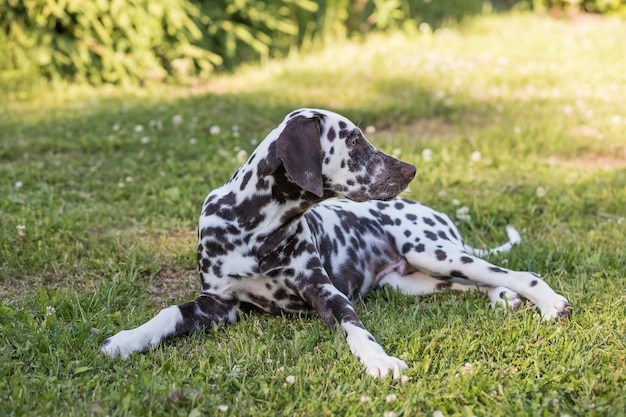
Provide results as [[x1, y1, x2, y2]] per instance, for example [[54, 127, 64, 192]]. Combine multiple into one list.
[[433, 411, 445, 417], [231, 124, 240, 132], [217, 405, 228, 412], [419, 22, 431, 33], [125, 176, 133, 183], [134, 124, 144, 133], [460, 362, 473, 374], [209, 125, 221, 135], [392, 148, 402, 157], [386, 394, 397, 403], [112, 123, 120, 131], [117, 182, 125, 188], [360, 395, 371, 403], [45, 306, 56, 317], [452, 199, 460, 206], [16, 225, 26, 237], [422, 148, 433, 162], [236, 149, 248, 164], [470, 151, 482, 162], [536, 186, 546, 198], [15, 181, 23, 189], [401, 375, 409, 385], [456, 206, 471, 222], [285, 375, 295, 384], [189, 138, 197, 145], [610, 115, 622, 125], [383, 411, 397, 417], [140, 136, 150, 144], [365, 125, 376, 134], [172, 115, 183, 126], [563, 105, 573, 115], [149, 120, 163, 130]]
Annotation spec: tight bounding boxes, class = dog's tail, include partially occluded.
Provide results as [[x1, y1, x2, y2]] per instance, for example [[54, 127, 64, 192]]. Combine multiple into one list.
[[464, 225, 521, 258]]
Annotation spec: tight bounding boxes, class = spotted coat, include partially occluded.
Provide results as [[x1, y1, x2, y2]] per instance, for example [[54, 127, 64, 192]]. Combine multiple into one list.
[[101, 108, 571, 379]]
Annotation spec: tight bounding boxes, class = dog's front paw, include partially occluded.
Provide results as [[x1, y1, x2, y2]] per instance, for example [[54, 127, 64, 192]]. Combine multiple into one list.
[[100, 329, 156, 359], [363, 355, 408, 379], [539, 296, 572, 321]]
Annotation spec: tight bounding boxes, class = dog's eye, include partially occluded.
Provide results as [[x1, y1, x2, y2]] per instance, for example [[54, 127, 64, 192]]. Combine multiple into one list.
[[348, 135, 358, 147]]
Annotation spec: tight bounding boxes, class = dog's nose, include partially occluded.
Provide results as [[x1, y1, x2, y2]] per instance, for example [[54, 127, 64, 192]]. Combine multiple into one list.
[[400, 162, 416, 180]]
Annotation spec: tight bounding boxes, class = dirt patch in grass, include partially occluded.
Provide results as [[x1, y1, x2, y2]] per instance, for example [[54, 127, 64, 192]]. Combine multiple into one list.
[[0, 227, 199, 304], [147, 265, 199, 306], [548, 154, 626, 170], [139, 227, 199, 306], [0, 272, 95, 305], [375, 118, 459, 141]]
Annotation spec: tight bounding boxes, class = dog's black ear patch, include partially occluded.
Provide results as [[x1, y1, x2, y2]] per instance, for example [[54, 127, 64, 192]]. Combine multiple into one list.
[[276, 115, 324, 197]]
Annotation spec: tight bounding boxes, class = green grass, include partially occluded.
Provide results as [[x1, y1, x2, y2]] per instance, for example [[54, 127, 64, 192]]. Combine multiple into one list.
[[1, 12, 626, 416]]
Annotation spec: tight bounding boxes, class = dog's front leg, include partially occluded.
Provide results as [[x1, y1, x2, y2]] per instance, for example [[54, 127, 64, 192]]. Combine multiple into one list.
[[298, 268, 408, 379], [101, 293, 239, 359]]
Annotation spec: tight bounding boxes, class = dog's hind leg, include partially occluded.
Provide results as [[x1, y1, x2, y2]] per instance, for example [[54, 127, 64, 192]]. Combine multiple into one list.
[[401, 246, 570, 320], [378, 271, 522, 311], [100, 293, 239, 359]]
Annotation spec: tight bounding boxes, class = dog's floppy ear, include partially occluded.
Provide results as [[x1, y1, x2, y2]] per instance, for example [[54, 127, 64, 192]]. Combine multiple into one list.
[[275, 115, 324, 197]]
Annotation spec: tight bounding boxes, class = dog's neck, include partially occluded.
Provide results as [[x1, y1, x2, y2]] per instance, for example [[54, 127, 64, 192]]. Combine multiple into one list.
[[201, 139, 331, 248]]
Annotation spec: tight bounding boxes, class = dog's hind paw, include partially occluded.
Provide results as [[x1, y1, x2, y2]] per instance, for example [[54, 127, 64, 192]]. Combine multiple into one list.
[[540, 297, 572, 321], [488, 286, 522, 312]]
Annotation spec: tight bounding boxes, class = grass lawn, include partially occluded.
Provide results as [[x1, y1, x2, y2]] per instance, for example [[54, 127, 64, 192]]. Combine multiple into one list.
[[1, 12, 626, 417]]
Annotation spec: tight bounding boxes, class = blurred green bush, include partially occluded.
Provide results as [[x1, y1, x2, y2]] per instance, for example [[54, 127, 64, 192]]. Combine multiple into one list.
[[1, 0, 223, 85], [529, 0, 626, 15], [0, 0, 623, 87]]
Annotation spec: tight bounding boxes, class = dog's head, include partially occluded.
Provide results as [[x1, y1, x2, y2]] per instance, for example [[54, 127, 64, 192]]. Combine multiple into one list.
[[273, 109, 415, 202]]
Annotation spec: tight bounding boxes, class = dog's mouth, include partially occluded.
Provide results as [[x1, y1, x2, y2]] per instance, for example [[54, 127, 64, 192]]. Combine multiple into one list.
[[343, 182, 410, 203]]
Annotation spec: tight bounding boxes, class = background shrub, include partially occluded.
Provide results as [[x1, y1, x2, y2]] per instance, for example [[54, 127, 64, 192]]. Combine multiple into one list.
[[1, 0, 624, 88], [528, 0, 626, 15], [0, 0, 222, 85]]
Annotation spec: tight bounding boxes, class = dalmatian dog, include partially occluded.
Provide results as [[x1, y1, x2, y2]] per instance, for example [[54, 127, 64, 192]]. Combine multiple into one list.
[[101, 108, 571, 379]]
